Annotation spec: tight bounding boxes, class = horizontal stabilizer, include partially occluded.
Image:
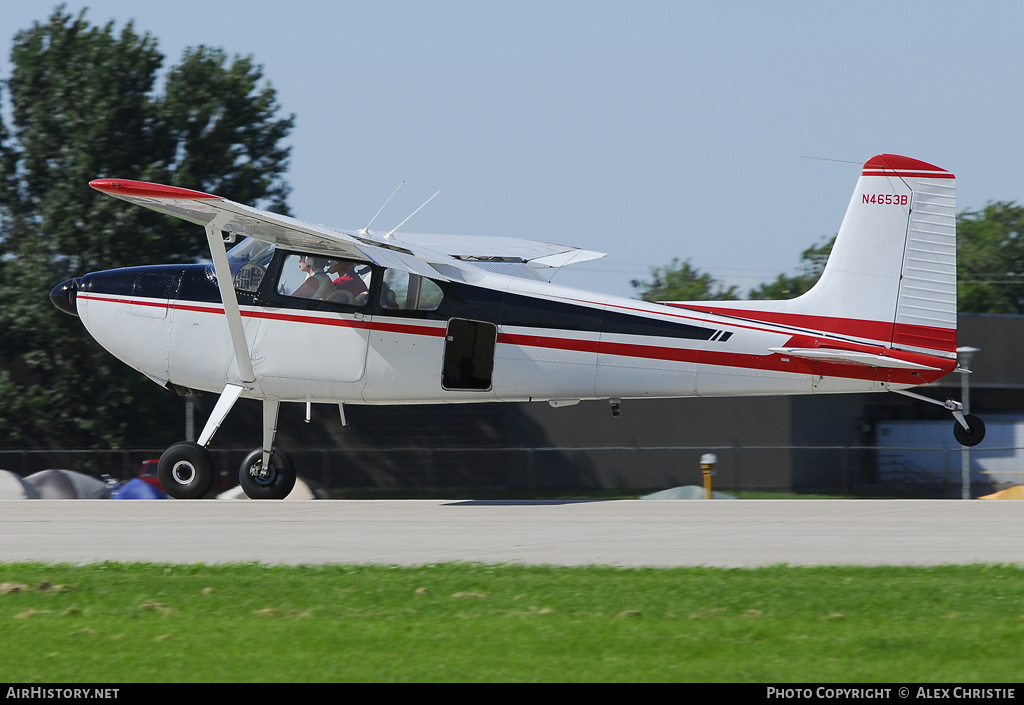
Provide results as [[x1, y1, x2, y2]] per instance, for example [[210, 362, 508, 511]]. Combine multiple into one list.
[[768, 347, 941, 371]]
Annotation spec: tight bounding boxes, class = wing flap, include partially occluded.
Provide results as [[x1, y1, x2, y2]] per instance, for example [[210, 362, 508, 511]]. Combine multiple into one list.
[[358, 243, 450, 280], [387, 232, 606, 269]]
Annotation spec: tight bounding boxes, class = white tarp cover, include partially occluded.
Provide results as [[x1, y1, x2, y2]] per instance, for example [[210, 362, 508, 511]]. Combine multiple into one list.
[[641, 485, 736, 500], [24, 469, 111, 499], [0, 470, 39, 500]]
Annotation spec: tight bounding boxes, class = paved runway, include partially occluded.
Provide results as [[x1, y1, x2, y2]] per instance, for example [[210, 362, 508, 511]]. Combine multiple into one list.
[[0, 499, 1020, 567]]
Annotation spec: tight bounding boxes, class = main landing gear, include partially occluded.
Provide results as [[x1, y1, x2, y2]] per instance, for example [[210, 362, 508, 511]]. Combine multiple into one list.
[[893, 389, 986, 447], [157, 441, 214, 499], [157, 385, 297, 499], [238, 448, 296, 499]]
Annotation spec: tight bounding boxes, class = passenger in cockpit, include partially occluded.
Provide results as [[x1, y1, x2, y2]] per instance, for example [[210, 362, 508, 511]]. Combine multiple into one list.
[[328, 260, 369, 299]]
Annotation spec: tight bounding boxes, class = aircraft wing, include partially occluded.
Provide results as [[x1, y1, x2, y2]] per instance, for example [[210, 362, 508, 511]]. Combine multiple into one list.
[[88, 179, 604, 279]]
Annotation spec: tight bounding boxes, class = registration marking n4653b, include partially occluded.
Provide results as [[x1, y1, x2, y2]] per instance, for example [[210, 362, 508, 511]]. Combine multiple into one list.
[[863, 194, 908, 205]]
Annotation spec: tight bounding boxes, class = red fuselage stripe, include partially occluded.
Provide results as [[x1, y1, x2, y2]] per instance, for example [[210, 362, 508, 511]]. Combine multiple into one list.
[[79, 294, 954, 384]]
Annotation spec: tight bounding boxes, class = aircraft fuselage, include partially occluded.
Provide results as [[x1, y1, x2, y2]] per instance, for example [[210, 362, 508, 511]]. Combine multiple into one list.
[[65, 251, 953, 410]]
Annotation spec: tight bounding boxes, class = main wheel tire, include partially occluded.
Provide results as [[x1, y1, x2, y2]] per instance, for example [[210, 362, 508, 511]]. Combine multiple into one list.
[[157, 441, 214, 499], [953, 414, 986, 447], [238, 448, 296, 500]]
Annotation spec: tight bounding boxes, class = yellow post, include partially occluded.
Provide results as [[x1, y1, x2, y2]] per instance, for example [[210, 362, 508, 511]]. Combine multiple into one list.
[[700, 453, 717, 499]]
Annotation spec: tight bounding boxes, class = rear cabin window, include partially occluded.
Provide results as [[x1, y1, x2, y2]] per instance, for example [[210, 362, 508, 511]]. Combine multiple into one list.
[[380, 269, 443, 311]]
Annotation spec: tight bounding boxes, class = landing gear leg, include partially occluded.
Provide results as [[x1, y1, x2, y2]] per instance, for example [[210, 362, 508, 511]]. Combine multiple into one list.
[[158, 384, 244, 499], [238, 399, 296, 499], [893, 389, 987, 447]]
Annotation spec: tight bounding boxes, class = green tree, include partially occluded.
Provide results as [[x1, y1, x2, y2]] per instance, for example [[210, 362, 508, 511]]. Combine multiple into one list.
[[0, 7, 294, 449], [637, 199, 1024, 314], [747, 235, 834, 300], [956, 202, 1024, 314], [631, 258, 739, 302]]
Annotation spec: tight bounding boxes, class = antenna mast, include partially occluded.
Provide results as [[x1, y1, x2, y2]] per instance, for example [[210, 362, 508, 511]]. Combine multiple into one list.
[[385, 191, 440, 239], [359, 182, 404, 236]]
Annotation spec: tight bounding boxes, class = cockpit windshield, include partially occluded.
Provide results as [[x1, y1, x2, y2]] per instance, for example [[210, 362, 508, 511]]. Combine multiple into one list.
[[206, 238, 277, 292], [225, 238, 276, 276]]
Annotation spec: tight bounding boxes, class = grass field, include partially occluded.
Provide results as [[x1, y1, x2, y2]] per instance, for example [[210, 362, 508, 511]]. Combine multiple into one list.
[[1, 562, 1022, 682]]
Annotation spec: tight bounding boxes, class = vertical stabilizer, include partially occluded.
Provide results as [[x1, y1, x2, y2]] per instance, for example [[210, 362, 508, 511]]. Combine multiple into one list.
[[681, 154, 957, 358], [793, 154, 957, 355]]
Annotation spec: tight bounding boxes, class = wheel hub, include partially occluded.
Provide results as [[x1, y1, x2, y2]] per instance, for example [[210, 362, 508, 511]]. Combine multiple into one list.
[[238, 447, 295, 500], [249, 460, 277, 486], [171, 461, 197, 485]]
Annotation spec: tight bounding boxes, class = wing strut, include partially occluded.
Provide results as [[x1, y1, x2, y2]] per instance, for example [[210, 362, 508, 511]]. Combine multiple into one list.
[[205, 225, 256, 383]]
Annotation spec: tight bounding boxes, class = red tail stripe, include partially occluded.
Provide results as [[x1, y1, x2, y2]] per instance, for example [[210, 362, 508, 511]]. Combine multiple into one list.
[[861, 154, 954, 179], [669, 305, 956, 353]]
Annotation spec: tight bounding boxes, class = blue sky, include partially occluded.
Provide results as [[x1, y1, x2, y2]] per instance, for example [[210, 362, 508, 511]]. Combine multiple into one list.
[[3, 1, 1023, 299]]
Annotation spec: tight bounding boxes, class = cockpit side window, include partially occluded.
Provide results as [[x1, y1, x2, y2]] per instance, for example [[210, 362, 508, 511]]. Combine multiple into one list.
[[380, 269, 444, 311], [276, 253, 372, 307]]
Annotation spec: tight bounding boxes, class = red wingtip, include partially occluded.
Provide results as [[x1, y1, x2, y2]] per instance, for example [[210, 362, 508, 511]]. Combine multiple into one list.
[[89, 178, 218, 199], [862, 154, 953, 179]]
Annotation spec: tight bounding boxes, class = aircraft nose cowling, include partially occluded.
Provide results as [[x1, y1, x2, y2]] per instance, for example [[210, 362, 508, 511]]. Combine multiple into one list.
[[49, 278, 81, 317]]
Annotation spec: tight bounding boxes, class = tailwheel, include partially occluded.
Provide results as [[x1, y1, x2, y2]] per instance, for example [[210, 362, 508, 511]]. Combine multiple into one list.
[[239, 448, 296, 500], [157, 441, 214, 499], [953, 414, 986, 447]]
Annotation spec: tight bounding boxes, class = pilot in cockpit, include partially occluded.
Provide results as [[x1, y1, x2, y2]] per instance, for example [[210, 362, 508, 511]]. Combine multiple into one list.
[[291, 256, 334, 299]]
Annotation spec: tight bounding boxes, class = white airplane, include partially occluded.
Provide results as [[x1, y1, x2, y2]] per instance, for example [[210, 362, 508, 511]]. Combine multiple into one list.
[[49, 153, 985, 499]]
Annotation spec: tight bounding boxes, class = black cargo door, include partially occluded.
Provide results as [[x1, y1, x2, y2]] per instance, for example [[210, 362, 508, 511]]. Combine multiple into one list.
[[442, 318, 496, 390]]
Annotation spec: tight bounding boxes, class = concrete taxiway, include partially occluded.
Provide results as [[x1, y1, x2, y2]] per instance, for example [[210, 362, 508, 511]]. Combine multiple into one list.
[[0, 499, 1020, 567]]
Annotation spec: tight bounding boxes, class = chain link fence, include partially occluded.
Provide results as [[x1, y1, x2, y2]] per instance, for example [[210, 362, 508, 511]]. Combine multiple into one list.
[[2, 443, 1015, 498]]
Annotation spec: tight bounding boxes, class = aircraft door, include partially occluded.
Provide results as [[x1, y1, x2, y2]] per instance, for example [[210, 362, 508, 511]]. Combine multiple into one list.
[[363, 269, 458, 402], [249, 253, 373, 396], [442, 318, 497, 391]]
